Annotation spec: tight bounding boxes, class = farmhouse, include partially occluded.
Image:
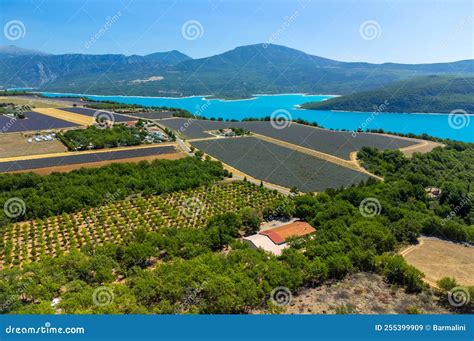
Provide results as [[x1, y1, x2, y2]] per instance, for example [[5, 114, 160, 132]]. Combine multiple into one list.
[[124, 121, 139, 127], [243, 221, 316, 255], [146, 126, 170, 141]]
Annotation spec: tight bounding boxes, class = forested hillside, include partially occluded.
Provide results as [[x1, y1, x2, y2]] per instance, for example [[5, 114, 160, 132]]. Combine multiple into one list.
[[302, 76, 474, 114], [1, 44, 473, 98]]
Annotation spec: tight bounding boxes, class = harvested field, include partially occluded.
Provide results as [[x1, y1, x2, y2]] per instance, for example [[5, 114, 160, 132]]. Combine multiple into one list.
[[401, 237, 474, 287], [59, 107, 135, 122], [192, 137, 369, 192], [0, 132, 67, 158], [280, 272, 449, 314], [32, 108, 95, 126], [160, 119, 418, 159], [0, 145, 180, 173], [1, 182, 282, 267], [0, 111, 79, 133]]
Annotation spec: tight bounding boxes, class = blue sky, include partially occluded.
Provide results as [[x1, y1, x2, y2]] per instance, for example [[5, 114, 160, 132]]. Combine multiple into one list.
[[0, 0, 472, 63]]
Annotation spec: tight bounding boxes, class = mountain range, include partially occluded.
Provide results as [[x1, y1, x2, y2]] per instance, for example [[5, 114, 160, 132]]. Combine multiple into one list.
[[1, 44, 473, 98]]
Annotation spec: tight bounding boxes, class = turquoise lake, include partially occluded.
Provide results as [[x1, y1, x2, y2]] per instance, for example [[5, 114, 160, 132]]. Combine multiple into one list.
[[41, 93, 473, 142]]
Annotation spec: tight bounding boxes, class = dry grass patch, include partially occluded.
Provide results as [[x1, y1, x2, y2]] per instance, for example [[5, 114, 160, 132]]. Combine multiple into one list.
[[402, 237, 474, 286], [399, 140, 445, 157], [32, 108, 94, 126]]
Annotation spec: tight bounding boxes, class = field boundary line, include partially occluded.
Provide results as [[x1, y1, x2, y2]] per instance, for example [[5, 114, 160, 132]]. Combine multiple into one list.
[[399, 140, 429, 152], [349, 152, 384, 181], [0, 142, 178, 163], [399, 238, 425, 257], [220, 160, 292, 196]]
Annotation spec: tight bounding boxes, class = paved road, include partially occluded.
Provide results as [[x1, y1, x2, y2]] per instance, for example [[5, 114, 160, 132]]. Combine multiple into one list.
[[176, 137, 193, 156]]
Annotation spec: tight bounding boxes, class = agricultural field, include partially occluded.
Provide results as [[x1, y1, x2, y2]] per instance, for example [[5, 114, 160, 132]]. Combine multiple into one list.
[[160, 118, 231, 138], [37, 96, 96, 106], [0, 145, 180, 173], [0, 96, 64, 108], [59, 107, 135, 122], [0, 132, 67, 159], [0, 182, 283, 267], [232, 121, 418, 160], [192, 137, 370, 192], [0, 111, 79, 133], [160, 118, 418, 159], [21, 152, 186, 175], [128, 111, 174, 120]]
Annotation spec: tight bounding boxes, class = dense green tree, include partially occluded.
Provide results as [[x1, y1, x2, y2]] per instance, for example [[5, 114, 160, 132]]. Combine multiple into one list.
[[239, 207, 262, 235], [206, 213, 242, 250], [375, 255, 424, 293]]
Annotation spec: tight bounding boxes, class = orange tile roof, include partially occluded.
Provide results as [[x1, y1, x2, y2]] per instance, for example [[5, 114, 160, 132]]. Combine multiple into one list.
[[259, 221, 315, 245]]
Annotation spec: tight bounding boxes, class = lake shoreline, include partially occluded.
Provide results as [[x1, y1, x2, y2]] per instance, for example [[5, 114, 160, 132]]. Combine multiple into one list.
[[40, 92, 473, 142], [302, 109, 474, 116]]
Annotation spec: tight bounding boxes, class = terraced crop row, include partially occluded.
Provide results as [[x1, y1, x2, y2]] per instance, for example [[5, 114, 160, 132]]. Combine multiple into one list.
[[0, 182, 282, 267]]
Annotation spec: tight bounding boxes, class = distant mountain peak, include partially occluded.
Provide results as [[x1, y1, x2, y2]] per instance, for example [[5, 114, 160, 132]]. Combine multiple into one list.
[[176, 42, 337, 71], [0, 45, 49, 56], [144, 50, 192, 65]]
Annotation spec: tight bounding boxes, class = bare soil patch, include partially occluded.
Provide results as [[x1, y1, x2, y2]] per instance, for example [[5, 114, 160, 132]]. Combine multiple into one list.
[[399, 140, 445, 157], [402, 237, 474, 286], [0, 132, 67, 158], [282, 272, 449, 314]]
